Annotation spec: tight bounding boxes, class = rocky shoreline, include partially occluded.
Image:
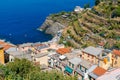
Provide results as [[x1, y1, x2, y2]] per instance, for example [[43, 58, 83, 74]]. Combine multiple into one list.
[[39, 6, 84, 36], [39, 19, 66, 36]]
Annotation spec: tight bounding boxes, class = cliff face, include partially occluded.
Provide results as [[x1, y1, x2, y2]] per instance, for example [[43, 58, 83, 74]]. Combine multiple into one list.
[[40, 19, 66, 36]]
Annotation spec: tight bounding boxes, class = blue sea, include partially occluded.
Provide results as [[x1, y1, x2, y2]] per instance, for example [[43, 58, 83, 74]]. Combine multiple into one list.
[[0, 0, 94, 44]]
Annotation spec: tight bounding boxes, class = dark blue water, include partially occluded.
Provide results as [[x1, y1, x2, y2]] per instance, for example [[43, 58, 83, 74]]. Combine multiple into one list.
[[0, 0, 94, 44]]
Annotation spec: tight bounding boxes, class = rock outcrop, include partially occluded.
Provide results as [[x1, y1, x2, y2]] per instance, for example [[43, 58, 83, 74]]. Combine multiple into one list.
[[40, 19, 66, 36]]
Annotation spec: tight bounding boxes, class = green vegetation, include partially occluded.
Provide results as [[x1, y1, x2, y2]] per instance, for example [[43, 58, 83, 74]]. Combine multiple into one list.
[[113, 41, 120, 49], [95, 0, 100, 5], [43, 0, 120, 48], [112, 6, 120, 17], [47, 0, 120, 49], [0, 59, 77, 80]]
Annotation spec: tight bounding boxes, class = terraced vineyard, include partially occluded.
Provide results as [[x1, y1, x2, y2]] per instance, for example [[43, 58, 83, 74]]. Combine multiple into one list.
[[59, 1, 120, 49]]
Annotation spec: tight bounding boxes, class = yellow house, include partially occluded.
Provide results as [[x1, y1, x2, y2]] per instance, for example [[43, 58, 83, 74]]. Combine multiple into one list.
[[0, 46, 4, 64], [0, 41, 14, 64], [82, 46, 112, 70], [111, 49, 120, 68]]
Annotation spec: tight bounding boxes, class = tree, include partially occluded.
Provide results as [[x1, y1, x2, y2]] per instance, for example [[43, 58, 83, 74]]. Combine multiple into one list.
[[0, 59, 77, 80], [6, 58, 40, 78], [114, 41, 120, 49], [112, 7, 120, 17], [95, 0, 100, 5]]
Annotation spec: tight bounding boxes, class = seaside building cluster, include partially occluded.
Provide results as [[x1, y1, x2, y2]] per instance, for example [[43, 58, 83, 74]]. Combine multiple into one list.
[[0, 34, 120, 80]]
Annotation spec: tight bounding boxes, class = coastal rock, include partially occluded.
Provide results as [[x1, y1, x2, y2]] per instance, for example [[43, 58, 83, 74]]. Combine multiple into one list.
[[40, 19, 66, 36]]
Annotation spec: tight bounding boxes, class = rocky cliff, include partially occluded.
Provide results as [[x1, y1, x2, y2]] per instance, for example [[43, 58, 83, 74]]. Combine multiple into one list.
[[39, 11, 71, 36], [40, 19, 66, 36]]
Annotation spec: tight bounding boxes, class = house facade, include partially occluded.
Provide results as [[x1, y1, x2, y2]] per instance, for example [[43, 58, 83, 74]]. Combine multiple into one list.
[[0, 41, 15, 64], [111, 49, 120, 68], [0, 46, 4, 64], [64, 57, 81, 75], [81, 46, 112, 69]]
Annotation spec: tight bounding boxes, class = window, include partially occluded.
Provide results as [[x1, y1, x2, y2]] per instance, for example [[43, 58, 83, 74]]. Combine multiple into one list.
[[83, 53, 84, 55], [88, 54, 89, 57], [72, 64, 74, 68], [102, 53, 107, 57], [80, 55, 82, 57], [115, 61, 117, 64], [85, 68, 87, 73], [92, 56, 94, 59], [11, 59, 13, 62], [69, 62, 71, 66], [80, 65, 82, 70]]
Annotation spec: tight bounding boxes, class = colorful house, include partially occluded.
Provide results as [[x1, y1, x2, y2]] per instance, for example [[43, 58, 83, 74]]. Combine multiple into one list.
[[112, 49, 120, 68], [75, 58, 97, 80], [7, 50, 49, 69], [82, 46, 112, 69], [0, 41, 14, 64], [64, 57, 81, 75]]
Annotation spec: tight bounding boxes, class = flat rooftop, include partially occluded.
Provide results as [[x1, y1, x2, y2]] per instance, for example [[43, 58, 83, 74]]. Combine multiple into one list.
[[82, 46, 103, 56]]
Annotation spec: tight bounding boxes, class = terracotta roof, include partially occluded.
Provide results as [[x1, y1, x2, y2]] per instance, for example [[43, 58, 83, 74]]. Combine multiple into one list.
[[113, 49, 120, 56], [93, 67, 106, 76], [56, 48, 71, 55], [0, 41, 13, 50], [0, 41, 5, 44], [3, 45, 13, 50]]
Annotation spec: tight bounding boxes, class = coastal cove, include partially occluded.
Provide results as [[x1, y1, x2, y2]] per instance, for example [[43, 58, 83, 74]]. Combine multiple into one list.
[[0, 0, 95, 44]]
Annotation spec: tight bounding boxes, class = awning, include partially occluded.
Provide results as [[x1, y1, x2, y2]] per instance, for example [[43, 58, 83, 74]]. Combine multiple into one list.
[[64, 66, 73, 74]]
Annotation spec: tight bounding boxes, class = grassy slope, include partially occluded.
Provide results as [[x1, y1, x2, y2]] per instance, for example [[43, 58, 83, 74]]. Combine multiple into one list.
[[51, 1, 120, 49]]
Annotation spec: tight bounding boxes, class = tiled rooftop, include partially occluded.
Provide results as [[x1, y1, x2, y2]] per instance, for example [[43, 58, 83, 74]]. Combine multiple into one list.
[[113, 49, 120, 56], [3, 45, 13, 50], [56, 48, 71, 55], [0, 41, 14, 50], [97, 68, 120, 80], [93, 67, 106, 76]]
